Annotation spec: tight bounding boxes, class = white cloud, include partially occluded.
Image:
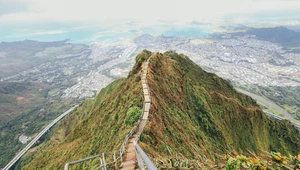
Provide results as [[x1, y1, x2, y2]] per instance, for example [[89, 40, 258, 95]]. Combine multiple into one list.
[[28, 30, 67, 36], [0, 0, 300, 24]]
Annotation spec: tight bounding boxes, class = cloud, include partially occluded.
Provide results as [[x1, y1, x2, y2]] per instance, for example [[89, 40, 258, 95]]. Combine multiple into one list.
[[3, 29, 68, 40], [0, 0, 300, 24], [28, 30, 68, 36], [0, 0, 29, 16]]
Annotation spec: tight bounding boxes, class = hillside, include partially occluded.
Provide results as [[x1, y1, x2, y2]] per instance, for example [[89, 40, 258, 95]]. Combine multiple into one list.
[[20, 50, 300, 169], [18, 50, 151, 169], [0, 39, 88, 78], [233, 26, 300, 46], [0, 40, 68, 56], [0, 81, 77, 168], [140, 51, 300, 166]]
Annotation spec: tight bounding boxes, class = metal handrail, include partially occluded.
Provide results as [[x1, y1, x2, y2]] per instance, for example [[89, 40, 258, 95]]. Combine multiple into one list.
[[65, 110, 142, 170], [134, 141, 158, 170], [133, 60, 157, 169], [64, 154, 100, 170], [64, 58, 156, 170]]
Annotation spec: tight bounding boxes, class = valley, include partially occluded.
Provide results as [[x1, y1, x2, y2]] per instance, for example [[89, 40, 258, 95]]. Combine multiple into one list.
[[1, 26, 300, 169], [1, 0, 300, 169], [0, 40, 139, 167]]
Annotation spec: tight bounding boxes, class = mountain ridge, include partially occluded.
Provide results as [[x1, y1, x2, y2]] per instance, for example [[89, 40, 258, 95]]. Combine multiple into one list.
[[19, 50, 300, 169], [233, 26, 300, 45], [141, 52, 299, 158]]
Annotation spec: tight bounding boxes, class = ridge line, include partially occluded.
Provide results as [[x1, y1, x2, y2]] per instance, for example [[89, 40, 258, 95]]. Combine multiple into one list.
[[119, 57, 152, 170]]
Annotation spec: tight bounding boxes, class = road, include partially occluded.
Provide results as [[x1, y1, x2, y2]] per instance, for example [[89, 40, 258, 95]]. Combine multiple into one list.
[[236, 88, 300, 131], [235, 88, 296, 124], [2, 105, 78, 170]]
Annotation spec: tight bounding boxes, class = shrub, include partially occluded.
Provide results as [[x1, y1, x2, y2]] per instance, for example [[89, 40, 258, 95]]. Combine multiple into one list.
[[124, 106, 142, 126]]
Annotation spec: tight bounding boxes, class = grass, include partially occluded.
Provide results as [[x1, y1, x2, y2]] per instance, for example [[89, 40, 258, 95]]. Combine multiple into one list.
[[20, 50, 152, 170], [0, 81, 79, 168], [48, 88, 60, 96], [269, 108, 284, 117], [143, 51, 300, 167], [256, 100, 269, 110], [19, 50, 300, 169], [235, 84, 300, 121]]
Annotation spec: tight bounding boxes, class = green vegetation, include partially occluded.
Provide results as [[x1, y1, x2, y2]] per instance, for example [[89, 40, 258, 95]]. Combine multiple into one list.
[[20, 50, 300, 169], [224, 152, 300, 170], [0, 40, 69, 77], [20, 50, 151, 169], [141, 51, 300, 168], [0, 40, 90, 168], [35, 44, 87, 59], [124, 106, 142, 126], [154, 154, 199, 169], [0, 81, 76, 168], [0, 82, 44, 124], [236, 84, 300, 121], [128, 49, 151, 77]]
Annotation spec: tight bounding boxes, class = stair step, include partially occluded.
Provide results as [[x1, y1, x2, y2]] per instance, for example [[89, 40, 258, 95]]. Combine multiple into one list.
[[128, 138, 137, 143], [124, 152, 136, 160], [127, 147, 135, 152], [121, 160, 136, 166], [120, 59, 150, 170], [119, 165, 136, 170], [119, 160, 136, 170]]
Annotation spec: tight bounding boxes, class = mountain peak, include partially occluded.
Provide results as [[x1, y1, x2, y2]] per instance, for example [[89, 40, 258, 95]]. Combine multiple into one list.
[[140, 51, 300, 167], [21, 50, 300, 169]]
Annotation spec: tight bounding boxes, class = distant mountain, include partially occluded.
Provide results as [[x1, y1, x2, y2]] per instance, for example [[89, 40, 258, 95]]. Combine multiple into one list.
[[0, 39, 69, 58], [234, 26, 300, 45], [21, 50, 300, 169], [287, 26, 300, 33]]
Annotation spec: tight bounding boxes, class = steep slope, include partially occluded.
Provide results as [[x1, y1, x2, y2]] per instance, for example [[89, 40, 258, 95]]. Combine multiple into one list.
[[138, 51, 300, 166], [20, 50, 300, 169], [20, 50, 152, 169]]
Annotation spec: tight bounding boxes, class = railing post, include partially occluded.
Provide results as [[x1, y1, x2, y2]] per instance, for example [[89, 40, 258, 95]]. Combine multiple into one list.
[[120, 148, 123, 162], [64, 163, 69, 170], [100, 157, 103, 170], [114, 152, 117, 169], [62, 60, 153, 170], [99, 157, 104, 170], [102, 153, 106, 170]]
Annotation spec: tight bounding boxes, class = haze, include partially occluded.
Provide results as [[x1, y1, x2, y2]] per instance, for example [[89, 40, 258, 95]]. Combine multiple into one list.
[[1, 0, 300, 22]]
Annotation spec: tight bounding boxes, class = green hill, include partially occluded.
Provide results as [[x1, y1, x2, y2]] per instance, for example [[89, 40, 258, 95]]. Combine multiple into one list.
[[140, 51, 300, 167], [20, 50, 300, 169]]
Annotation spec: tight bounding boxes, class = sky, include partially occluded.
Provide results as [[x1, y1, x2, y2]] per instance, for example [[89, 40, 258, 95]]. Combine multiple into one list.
[[1, 0, 300, 22], [1, 0, 300, 42]]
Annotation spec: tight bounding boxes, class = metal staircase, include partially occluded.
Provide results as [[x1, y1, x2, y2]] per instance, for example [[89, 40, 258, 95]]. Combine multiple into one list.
[[65, 58, 157, 170]]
